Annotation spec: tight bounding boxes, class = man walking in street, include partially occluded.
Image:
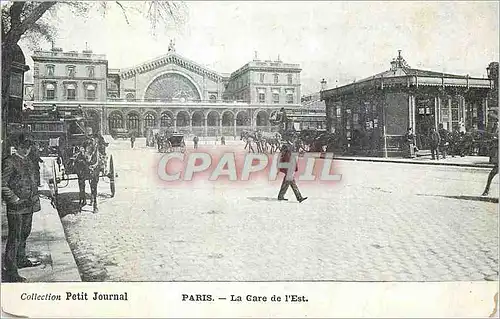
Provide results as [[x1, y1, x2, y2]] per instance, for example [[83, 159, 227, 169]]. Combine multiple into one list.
[[193, 135, 199, 149], [277, 143, 308, 203], [430, 127, 440, 160], [482, 138, 498, 196], [2, 134, 43, 282], [221, 136, 225, 145]]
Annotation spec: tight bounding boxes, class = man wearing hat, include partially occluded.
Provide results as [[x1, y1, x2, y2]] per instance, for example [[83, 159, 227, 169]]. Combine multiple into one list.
[[2, 134, 42, 282], [277, 143, 308, 203]]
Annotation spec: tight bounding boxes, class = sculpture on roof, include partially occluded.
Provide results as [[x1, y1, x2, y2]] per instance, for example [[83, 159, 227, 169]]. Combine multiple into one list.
[[395, 50, 411, 68], [168, 39, 176, 53]]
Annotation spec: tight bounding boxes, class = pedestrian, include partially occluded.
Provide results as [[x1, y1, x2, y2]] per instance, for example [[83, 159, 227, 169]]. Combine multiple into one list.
[[438, 123, 448, 159], [404, 127, 416, 158], [277, 143, 308, 203], [221, 136, 225, 145], [2, 134, 43, 282], [449, 128, 460, 157], [429, 127, 440, 160], [50, 104, 60, 120], [130, 134, 136, 149], [193, 135, 199, 149], [482, 139, 498, 196]]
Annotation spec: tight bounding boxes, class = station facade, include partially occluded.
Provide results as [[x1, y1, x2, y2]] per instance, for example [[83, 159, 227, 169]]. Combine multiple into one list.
[[320, 51, 498, 156], [30, 43, 302, 137]]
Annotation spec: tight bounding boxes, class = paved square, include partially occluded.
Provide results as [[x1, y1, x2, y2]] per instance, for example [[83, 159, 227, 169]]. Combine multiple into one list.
[[56, 140, 498, 281]]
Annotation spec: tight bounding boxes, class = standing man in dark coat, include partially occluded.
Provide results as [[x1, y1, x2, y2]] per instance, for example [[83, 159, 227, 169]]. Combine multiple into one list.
[[221, 136, 226, 145], [277, 143, 308, 203], [429, 127, 440, 160], [438, 123, 448, 159], [2, 134, 42, 282], [130, 133, 136, 149], [193, 136, 199, 149]]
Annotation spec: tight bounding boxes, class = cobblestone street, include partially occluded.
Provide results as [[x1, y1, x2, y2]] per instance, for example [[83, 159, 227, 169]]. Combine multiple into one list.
[[58, 139, 498, 282]]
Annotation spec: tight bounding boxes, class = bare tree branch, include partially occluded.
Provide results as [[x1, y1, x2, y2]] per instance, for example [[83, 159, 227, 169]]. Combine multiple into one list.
[[3, 1, 56, 46], [115, 1, 130, 25]]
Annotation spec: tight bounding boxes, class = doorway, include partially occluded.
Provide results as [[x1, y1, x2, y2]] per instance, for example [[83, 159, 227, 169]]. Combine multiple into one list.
[[415, 97, 435, 149]]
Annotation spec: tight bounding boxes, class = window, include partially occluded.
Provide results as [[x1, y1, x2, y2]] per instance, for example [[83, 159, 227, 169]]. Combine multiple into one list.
[[66, 84, 76, 100], [209, 94, 217, 102], [127, 113, 139, 130], [260, 73, 265, 83], [160, 113, 173, 127], [46, 65, 54, 76], [287, 74, 293, 85], [286, 90, 294, 104], [259, 93, 265, 103], [126, 93, 135, 102], [109, 113, 124, 129], [274, 74, 279, 84], [273, 93, 279, 104], [45, 83, 55, 100], [67, 66, 76, 77], [86, 84, 96, 100], [144, 113, 156, 128], [88, 66, 95, 78]]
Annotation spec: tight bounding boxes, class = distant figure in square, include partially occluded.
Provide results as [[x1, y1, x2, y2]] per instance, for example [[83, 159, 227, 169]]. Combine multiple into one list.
[[193, 136, 199, 149], [404, 127, 416, 158], [429, 127, 440, 160], [130, 134, 136, 149], [277, 143, 308, 203], [438, 123, 448, 159], [221, 136, 225, 145]]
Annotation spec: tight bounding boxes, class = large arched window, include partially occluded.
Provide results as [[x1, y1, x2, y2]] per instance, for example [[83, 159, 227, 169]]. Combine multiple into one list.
[[109, 112, 124, 129], [144, 113, 156, 128], [127, 113, 140, 130], [160, 112, 173, 127]]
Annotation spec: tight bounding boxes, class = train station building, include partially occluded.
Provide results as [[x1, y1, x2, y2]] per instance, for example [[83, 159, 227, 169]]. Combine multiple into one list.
[[28, 42, 303, 137], [320, 51, 498, 157]]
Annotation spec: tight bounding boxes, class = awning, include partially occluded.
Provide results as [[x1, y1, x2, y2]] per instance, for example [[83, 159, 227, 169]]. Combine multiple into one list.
[[46, 83, 55, 90], [67, 84, 76, 90], [87, 84, 96, 90]]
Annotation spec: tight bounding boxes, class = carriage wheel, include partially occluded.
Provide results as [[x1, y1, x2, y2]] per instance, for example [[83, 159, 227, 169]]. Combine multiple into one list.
[[108, 155, 116, 197], [49, 161, 59, 207]]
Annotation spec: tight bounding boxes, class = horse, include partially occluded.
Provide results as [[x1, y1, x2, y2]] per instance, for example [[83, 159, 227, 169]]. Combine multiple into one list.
[[260, 132, 282, 153], [70, 137, 106, 213], [240, 130, 257, 153]]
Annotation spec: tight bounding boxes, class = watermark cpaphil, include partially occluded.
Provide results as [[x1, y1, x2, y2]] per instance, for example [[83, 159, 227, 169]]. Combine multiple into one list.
[[156, 151, 342, 183]]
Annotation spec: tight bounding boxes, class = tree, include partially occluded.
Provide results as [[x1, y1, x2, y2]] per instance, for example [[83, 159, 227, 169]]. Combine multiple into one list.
[[1, 1, 187, 135]]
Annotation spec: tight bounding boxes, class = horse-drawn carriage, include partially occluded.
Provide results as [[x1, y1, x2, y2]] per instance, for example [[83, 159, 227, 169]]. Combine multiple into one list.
[[20, 111, 116, 213], [158, 132, 186, 153]]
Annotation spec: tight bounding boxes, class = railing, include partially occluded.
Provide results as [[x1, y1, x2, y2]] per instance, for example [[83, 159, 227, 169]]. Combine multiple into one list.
[[33, 50, 106, 60]]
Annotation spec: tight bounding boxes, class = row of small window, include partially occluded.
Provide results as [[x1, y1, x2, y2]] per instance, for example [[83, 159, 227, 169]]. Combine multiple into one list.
[[258, 92, 294, 104], [230, 73, 294, 90], [44, 83, 97, 100], [260, 73, 293, 85], [45, 65, 95, 78]]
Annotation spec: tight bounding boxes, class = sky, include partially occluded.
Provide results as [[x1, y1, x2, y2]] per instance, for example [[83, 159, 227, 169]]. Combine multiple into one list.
[[20, 1, 499, 95]]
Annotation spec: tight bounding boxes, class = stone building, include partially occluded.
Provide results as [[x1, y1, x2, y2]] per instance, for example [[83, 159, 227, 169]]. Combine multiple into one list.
[[30, 44, 302, 137], [320, 51, 496, 157]]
